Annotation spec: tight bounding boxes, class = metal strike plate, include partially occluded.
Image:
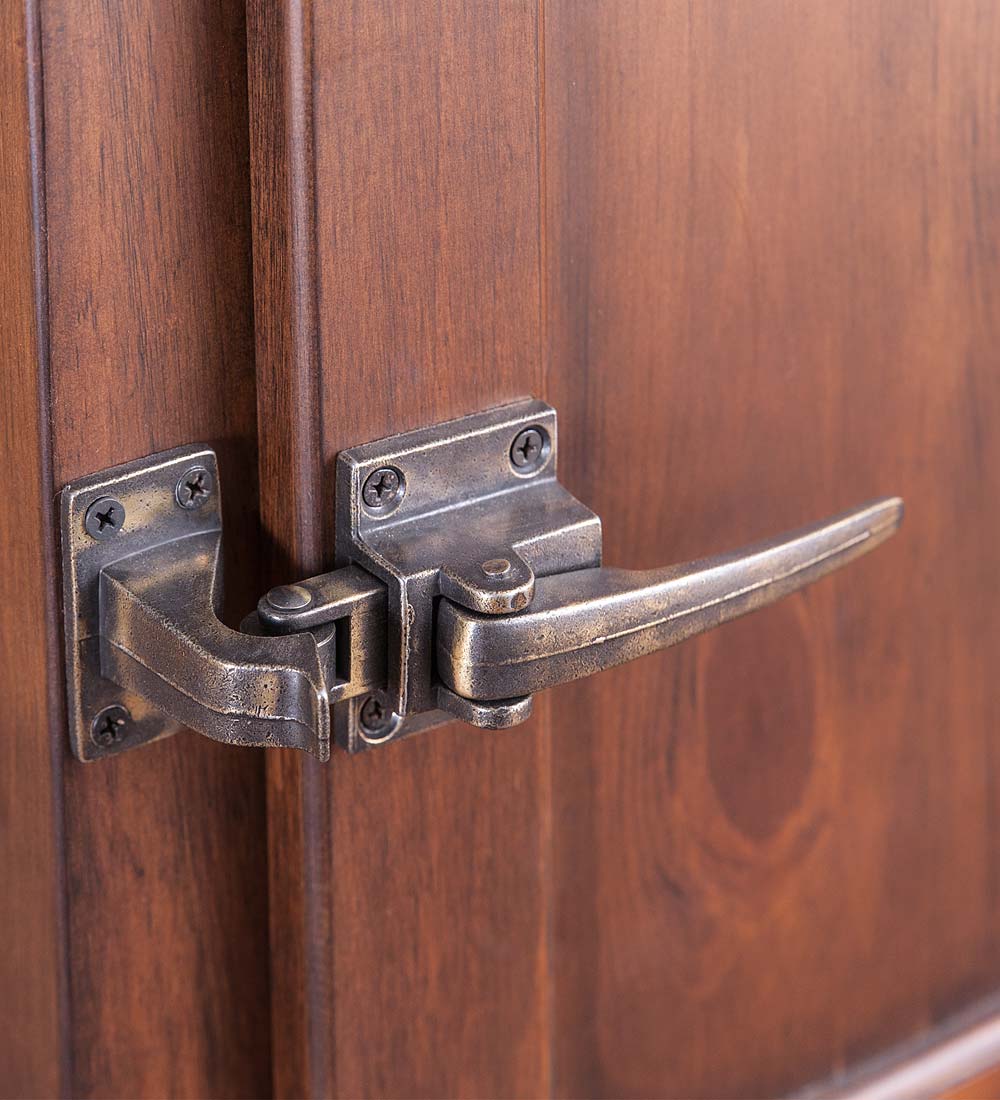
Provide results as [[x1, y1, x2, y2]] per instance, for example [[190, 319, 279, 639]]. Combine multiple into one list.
[[61, 446, 221, 760], [333, 398, 602, 752]]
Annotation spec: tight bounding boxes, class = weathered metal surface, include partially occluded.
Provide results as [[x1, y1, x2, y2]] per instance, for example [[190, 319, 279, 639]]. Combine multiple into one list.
[[436, 498, 904, 701], [61, 446, 385, 761], [101, 532, 333, 757], [62, 446, 219, 760], [62, 404, 903, 762], [333, 398, 603, 752]]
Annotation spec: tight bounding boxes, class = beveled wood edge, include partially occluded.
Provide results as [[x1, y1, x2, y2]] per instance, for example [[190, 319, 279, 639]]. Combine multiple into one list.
[[249, 2, 553, 1093], [0, 0, 70, 1093], [24, 0, 73, 1077], [797, 994, 1000, 1100], [246, 1, 331, 1095], [40, 0, 271, 1089], [247, 0, 324, 573]]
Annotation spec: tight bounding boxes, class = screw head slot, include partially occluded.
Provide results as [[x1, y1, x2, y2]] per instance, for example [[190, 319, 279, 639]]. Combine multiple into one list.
[[509, 427, 549, 475], [175, 466, 213, 510], [84, 497, 126, 540], [91, 704, 132, 748], [361, 467, 405, 512]]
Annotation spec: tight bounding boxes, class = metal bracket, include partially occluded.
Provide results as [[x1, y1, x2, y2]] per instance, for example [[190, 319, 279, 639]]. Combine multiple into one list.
[[61, 399, 601, 760], [61, 398, 901, 762], [331, 398, 601, 751], [62, 446, 223, 761], [61, 446, 364, 761]]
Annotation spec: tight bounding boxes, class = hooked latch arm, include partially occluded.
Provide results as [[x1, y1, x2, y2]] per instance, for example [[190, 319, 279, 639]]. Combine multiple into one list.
[[61, 400, 902, 762]]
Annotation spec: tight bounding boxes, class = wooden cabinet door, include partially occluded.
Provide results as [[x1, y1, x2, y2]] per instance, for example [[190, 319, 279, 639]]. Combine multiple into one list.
[[2, 1, 270, 1097], [3, 2, 1000, 1098]]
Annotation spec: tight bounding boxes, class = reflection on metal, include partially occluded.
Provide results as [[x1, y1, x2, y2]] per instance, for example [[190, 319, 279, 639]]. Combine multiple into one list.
[[61, 447, 385, 762], [436, 498, 904, 701], [61, 400, 903, 762], [330, 398, 600, 751]]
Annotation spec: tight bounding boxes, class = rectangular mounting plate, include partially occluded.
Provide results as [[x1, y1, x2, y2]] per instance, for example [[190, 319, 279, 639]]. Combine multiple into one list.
[[60, 400, 603, 761], [61, 446, 221, 760], [334, 398, 602, 753]]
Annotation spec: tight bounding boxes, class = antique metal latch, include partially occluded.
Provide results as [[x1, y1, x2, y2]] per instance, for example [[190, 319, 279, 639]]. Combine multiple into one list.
[[61, 398, 903, 761]]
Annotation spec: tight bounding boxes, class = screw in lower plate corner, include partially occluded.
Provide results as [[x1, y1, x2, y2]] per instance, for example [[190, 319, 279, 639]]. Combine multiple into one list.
[[175, 465, 214, 510], [84, 496, 126, 540], [509, 427, 548, 474], [358, 694, 396, 739], [91, 704, 132, 748], [361, 467, 405, 511]]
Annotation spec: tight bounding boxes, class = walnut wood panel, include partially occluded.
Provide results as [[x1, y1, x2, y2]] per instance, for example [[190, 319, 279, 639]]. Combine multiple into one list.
[[0, 2, 65, 1095], [33, 0, 270, 1095], [248, 2, 550, 1096], [545, 2, 1000, 1097]]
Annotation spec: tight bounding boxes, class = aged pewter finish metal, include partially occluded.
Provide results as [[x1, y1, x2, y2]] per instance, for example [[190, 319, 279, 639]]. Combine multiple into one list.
[[62, 400, 904, 763], [174, 464, 213, 509], [361, 466, 405, 512], [63, 447, 218, 760], [266, 584, 313, 611], [509, 426, 549, 473], [101, 532, 331, 756], [61, 446, 385, 762], [437, 498, 904, 701], [83, 496, 125, 540], [332, 398, 602, 751], [90, 704, 132, 747]]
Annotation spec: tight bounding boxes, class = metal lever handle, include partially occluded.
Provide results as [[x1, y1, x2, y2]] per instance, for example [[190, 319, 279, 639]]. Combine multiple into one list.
[[436, 498, 903, 702], [61, 419, 904, 760]]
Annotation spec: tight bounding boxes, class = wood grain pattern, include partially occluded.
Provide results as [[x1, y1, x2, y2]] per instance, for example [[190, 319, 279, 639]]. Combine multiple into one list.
[[545, 2, 1000, 1096], [36, 0, 271, 1095], [248, 2, 551, 1096], [16, 1, 988, 1095], [0, 1, 66, 1095]]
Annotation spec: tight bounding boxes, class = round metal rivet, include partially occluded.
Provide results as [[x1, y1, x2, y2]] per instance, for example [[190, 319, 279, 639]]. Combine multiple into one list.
[[84, 497, 126, 540], [266, 584, 313, 611], [481, 558, 512, 578]]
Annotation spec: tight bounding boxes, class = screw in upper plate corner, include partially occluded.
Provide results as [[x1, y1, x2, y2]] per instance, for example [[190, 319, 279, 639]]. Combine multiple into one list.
[[84, 496, 126, 540], [509, 427, 549, 474], [361, 466, 405, 512], [175, 465, 214, 510]]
